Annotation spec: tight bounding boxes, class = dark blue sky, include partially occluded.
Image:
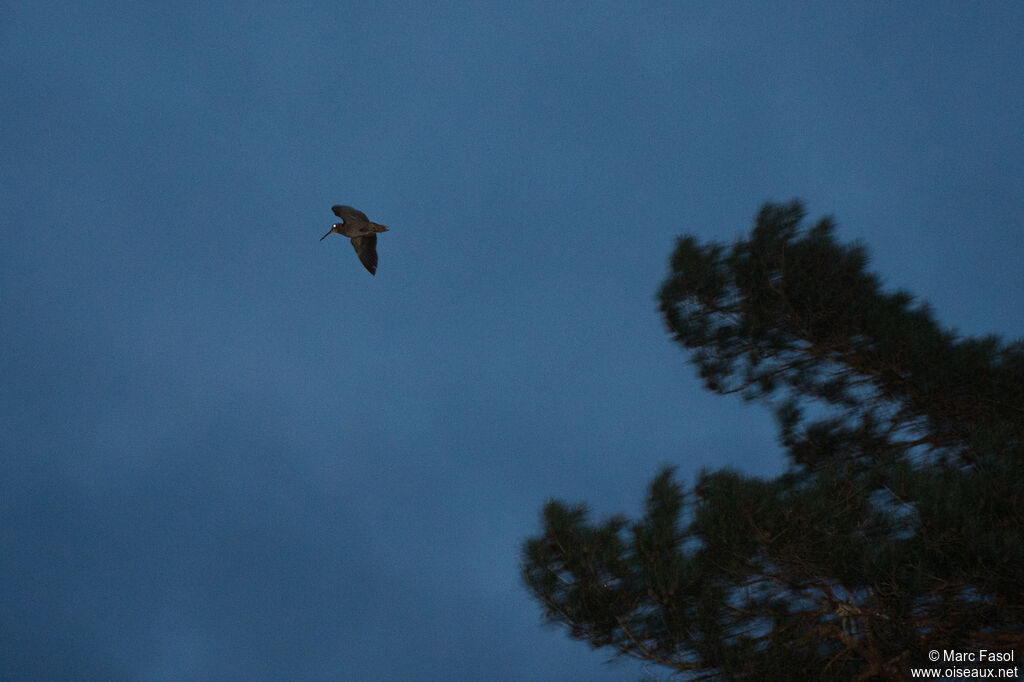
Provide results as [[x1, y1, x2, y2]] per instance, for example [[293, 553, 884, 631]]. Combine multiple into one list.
[[3, 2, 1023, 679]]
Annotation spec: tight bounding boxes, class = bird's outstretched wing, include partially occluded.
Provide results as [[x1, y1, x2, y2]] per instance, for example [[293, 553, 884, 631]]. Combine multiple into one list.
[[332, 205, 369, 223], [350, 234, 378, 275]]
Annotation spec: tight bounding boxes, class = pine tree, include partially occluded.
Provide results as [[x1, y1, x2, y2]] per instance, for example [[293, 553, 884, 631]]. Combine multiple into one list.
[[521, 201, 1024, 680]]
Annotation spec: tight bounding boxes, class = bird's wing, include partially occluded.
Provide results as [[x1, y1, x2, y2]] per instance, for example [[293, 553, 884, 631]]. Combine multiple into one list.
[[332, 205, 369, 223], [350, 234, 378, 275]]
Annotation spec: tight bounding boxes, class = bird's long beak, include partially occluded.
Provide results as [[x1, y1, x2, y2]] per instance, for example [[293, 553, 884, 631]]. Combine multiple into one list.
[[320, 228, 333, 241]]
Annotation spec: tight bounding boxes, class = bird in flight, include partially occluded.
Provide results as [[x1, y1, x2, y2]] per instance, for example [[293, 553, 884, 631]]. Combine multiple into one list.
[[321, 205, 389, 275]]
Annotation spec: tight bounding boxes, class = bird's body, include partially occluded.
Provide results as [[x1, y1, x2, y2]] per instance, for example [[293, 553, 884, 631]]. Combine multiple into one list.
[[321, 205, 388, 275]]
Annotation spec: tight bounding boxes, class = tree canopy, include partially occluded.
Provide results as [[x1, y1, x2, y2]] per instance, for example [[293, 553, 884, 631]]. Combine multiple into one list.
[[521, 201, 1024, 680]]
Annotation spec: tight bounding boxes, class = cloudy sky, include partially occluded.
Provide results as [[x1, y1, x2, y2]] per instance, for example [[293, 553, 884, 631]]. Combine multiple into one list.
[[3, 2, 1022, 679]]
